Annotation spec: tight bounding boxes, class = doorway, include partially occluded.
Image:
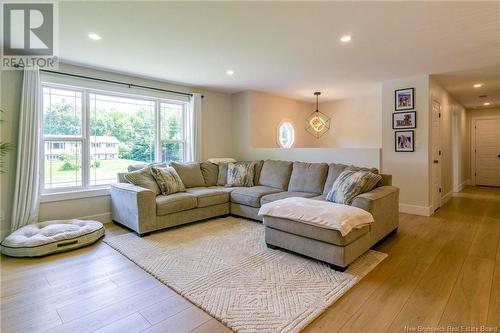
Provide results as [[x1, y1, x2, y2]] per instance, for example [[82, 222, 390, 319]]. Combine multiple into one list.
[[472, 116, 500, 187]]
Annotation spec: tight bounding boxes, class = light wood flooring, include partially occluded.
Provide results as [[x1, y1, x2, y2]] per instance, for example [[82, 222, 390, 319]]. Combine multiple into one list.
[[1, 186, 499, 333]]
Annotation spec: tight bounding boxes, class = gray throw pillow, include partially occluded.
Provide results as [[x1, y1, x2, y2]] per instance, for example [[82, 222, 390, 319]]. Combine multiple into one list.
[[151, 167, 186, 195], [170, 162, 206, 188], [326, 170, 382, 205], [226, 162, 255, 187], [123, 166, 161, 195]]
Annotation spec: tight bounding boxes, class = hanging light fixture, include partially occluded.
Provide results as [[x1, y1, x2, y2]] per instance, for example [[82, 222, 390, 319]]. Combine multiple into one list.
[[306, 92, 330, 138]]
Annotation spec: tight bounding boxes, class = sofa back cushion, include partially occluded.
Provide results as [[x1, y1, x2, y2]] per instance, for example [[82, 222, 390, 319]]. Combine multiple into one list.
[[217, 162, 229, 186], [170, 162, 206, 188], [259, 160, 293, 190], [322, 163, 348, 195], [288, 162, 328, 194], [200, 161, 218, 186], [128, 162, 167, 172]]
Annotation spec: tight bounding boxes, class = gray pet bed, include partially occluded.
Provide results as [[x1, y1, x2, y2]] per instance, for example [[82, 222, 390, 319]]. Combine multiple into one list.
[[1, 219, 105, 257]]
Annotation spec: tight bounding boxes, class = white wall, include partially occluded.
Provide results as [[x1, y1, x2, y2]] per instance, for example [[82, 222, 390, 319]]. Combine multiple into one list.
[[381, 75, 431, 216]]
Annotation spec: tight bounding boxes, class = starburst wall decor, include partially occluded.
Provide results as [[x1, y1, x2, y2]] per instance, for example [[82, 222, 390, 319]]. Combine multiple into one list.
[[306, 92, 330, 138]]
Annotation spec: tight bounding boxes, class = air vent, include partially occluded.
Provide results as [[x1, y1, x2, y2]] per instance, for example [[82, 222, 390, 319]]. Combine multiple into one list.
[[478, 95, 488, 98]]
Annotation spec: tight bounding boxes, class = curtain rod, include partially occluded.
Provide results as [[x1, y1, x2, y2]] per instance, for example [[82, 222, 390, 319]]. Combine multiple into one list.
[[13, 65, 200, 98]]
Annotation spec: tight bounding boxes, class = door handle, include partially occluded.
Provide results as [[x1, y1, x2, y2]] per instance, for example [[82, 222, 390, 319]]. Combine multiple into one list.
[[433, 160, 439, 164]]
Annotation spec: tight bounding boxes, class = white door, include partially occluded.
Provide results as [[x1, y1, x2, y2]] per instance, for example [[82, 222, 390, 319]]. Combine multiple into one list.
[[475, 118, 500, 187], [431, 100, 442, 211]]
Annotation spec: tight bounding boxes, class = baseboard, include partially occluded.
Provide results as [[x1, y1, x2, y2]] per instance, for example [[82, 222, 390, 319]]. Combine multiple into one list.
[[442, 190, 453, 205], [399, 204, 433, 216], [78, 212, 112, 224], [464, 179, 472, 186]]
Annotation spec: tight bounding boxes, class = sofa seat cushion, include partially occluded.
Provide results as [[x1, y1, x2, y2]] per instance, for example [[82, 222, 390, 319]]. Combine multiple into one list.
[[156, 193, 197, 215], [230, 186, 282, 208], [186, 187, 229, 207], [263, 216, 369, 246], [261, 191, 317, 205]]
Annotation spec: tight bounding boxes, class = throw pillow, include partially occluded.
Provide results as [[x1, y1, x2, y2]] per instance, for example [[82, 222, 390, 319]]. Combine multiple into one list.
[[226, 162, 255, 187], [326, 170, 382, 205], [123, 166, 161, 195], [151, 167, 186, 195]]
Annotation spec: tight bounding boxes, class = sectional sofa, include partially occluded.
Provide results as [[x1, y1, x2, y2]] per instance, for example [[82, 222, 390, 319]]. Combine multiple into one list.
[[110, 160, 399, 262]]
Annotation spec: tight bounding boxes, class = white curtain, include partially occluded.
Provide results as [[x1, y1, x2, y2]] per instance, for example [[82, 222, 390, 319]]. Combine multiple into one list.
[[10, 69, 42, 232], [186, 93, 202, 162]]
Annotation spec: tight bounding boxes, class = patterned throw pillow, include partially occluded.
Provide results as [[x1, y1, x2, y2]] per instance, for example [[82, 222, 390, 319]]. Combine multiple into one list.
[[151, 167, 186, 195], [226, 162, 255, 187], [326, 170, 382, 205], [123, 166, 161, 195]]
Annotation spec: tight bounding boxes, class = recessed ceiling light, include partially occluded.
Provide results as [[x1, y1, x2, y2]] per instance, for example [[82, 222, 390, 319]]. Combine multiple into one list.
[[88, 33, 101, 40], [483, 102, 491, 106], [340, 35, 352, 43], [473, 83, 483, 88], [226, 70, 235, 76]]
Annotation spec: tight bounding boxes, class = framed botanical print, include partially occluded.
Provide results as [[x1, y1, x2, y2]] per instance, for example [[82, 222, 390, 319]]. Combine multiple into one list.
[[395, 88, 414, 111], [395, 130, 414, 152], [392, 111, 416, 129]]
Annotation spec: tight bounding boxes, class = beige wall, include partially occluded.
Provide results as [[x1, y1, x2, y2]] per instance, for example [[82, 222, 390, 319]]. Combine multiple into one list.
[[250, 91, 316, 148], [231, 91, 382, 167], [381, 75, 431, 215], [0, 63, 234, 237], [315, 84, 382, 148], [429, 78, 467, 199], [466, 107, 500, 182]]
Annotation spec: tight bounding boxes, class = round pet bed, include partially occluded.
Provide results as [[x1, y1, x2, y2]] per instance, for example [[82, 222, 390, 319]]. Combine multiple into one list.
[[1, 219, 105, 257]]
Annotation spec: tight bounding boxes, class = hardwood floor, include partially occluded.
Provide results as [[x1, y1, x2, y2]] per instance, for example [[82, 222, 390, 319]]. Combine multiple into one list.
[[1, 186, 499, 333]]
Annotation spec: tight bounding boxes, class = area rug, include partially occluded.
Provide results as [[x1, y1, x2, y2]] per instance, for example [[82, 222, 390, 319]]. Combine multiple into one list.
[[104, 217, 386, 333]]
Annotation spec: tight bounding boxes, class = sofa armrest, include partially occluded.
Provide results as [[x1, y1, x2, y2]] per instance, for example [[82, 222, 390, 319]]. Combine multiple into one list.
[[351, 186, 399, 245], [110, 183, 156, 235]]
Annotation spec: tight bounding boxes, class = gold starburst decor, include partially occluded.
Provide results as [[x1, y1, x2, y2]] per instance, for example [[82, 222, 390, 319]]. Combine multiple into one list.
[[306, 92, 330, 138]]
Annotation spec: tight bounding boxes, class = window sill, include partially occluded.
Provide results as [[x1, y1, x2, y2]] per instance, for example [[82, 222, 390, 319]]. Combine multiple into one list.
[[40, 188, 110, 203]]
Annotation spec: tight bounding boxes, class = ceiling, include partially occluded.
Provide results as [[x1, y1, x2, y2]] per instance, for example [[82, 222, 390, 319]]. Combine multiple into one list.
[[433, 67, 500, 109], [59, 1, 500, 102]]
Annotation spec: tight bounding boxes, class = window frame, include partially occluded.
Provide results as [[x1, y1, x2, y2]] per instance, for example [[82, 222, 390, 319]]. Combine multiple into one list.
[[41, 80, 189, 195]]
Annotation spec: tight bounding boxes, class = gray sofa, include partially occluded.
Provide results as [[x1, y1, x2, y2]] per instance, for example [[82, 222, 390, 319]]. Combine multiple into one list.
[[110, 160, 399, 267]]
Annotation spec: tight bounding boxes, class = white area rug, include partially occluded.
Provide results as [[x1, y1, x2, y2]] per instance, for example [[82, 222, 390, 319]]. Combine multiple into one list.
[[105, 217, 386, 333]]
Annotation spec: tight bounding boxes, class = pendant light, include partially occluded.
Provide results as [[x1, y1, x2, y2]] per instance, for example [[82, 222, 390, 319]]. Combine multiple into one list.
[[306, 92, 330, 138]]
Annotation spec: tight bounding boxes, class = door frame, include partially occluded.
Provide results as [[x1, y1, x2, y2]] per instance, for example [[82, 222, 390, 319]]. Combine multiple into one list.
[[431, 100, 442, 212], [470, 115, 500, 186]]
